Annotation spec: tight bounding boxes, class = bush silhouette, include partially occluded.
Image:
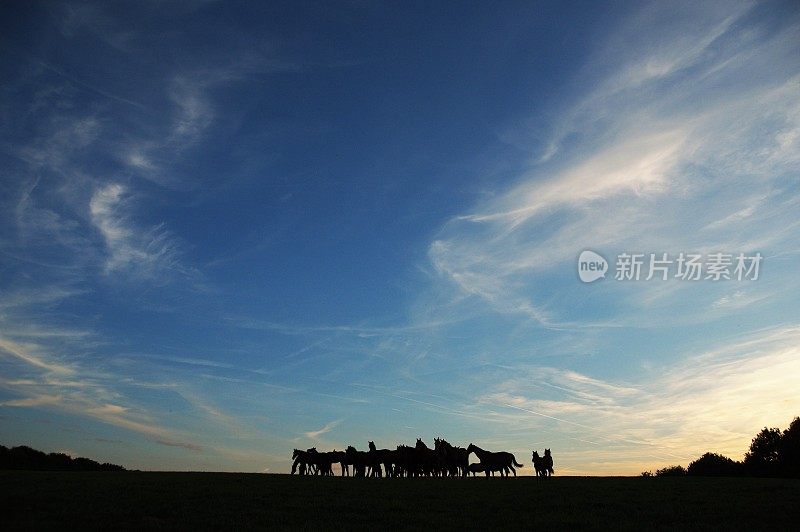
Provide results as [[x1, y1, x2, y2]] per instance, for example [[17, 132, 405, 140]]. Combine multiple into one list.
[[0, 444, 125, 471], [655, 465, 686, 477], [687, 453, 741, 477]]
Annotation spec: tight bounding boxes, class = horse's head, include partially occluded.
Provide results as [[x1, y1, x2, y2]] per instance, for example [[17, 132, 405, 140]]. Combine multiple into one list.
[[292, 449, 300, 459], [368, 441, 376, 451], [307, 447, 317, 454], [467, 443, 476, 455], [346, 445, 356, 454], [532, 451, 540, 459], [545, 448, 551, 456]]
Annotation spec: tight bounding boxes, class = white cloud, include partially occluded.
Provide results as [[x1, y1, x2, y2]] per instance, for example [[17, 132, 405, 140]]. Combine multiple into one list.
[[304, 419, 342, 440], [0, 336, 74, 374], [462, 129, 686, 227], [427, 8, 800, 328], [89, 183, 183, 280], [1, 394, 62, 407], [475, 325, 800, 474]]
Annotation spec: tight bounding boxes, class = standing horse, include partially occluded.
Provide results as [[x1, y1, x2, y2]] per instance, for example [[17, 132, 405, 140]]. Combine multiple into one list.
[[543, 448, 554, 476], [345, 445, 368, 477], [532, 451, 546, 477], [415, 438, 439, 476], [291, 448, 315, 475], [395, 445, 417, 477], [467, 443, 524, 477], [532, 449, 555, 477], [435, 437, 469, 477], [306, 448, 335, 476], [368, 441, 396, 477]]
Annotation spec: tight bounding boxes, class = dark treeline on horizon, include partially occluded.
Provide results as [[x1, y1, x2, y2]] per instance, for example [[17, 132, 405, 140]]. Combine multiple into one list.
[[643, 416, 800, 478], [0, 445, 125, 472]]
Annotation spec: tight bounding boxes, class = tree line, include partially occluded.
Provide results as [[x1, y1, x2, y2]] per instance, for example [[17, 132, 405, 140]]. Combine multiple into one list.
[[642, 416, 800, 478], [0, 444, 126, 471]]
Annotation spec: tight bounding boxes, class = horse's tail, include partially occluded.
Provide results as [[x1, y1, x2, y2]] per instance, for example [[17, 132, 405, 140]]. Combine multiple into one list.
[[512, 457, 524, 468]]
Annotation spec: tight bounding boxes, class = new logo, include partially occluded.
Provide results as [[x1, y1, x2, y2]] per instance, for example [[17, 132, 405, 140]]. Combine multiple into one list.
[[578, 250, 608, 283]]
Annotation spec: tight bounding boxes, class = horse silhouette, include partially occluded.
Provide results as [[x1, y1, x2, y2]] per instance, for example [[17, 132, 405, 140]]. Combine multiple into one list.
[[368, 441, 395, 477], [532, 449, 555, 477], [292, 439, 536, 478], [467, 443, 524, 477], [291, 448, 316, 475], [415, 438, 440, 477], [329, 450, 347, 476], [468, 462, 487, 476], [395, 444, 417, 477], [435, 437, 469, 477], [543, 448, 554, 476], [345, 446, 369, 477]]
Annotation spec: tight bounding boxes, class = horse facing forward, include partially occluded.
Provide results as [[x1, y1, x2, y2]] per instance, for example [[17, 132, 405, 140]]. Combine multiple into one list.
[[532, 449, 555, 477]]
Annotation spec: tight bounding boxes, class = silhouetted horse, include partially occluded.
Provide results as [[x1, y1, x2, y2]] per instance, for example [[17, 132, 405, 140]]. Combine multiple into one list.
[[345, 445, 366, 477], [395, 445, 416, 477], [532, 449, 555, 477], [467, 443, 524, 477], [368, 441, 396, 477], [345, 445, 381, 477], [435, 437, 469, 477], [291, 448, 315, 475], [468, 462, 489, 476], [543, 448, 554, 476], [415, 438, 440, 476], [329, 450, 347, 476], [532, 451, 546, 477], [306, 448, 335, 476]]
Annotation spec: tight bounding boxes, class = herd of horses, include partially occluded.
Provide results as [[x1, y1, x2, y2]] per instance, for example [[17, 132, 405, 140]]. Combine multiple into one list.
[[291, 438, 554, 478]]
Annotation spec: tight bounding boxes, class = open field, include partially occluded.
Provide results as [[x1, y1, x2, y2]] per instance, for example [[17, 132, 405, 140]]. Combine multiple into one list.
[[1, 471, 799, 530]]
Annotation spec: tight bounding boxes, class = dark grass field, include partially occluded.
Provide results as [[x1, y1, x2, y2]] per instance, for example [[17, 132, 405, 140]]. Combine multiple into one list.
[[1, 471, 799, 530]]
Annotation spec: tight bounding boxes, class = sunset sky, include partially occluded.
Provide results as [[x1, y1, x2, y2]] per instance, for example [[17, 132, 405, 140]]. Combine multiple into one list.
[[1, 1, 799, 475]]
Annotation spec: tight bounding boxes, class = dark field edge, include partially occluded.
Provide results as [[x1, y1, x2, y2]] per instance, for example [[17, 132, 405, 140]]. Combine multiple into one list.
[[1, 471, 798, 531]]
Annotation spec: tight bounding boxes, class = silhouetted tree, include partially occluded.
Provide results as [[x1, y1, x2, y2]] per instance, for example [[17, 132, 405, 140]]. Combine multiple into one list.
[[47, 452, 73, 471], [100, 462, 126, 472], [0, 444, 125, 471], [687, 452, 741, 477], [73, 457, 101, 471], [8, 446, 48, 469], [744, 427, 782, 477], [778, 417, 800, 478], [655, 465, 686, 476]]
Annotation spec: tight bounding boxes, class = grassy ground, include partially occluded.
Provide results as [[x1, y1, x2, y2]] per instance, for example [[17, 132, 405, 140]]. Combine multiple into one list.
[[1, 471, 798, 530]]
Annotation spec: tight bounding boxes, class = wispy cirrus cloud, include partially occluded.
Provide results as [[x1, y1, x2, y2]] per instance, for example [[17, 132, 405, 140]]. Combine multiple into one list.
[[89, 183, 185, 280], [473, 325, 800, 473], [1, 394, 63, 407], [304, 419, 342, 440], [428, 5, 800, 328], [155, 438, 203, 452], [0, 336, 75, 375]]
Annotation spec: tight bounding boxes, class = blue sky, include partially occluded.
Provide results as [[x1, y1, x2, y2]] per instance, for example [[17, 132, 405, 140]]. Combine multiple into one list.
[[1, 1, 799, 474]]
